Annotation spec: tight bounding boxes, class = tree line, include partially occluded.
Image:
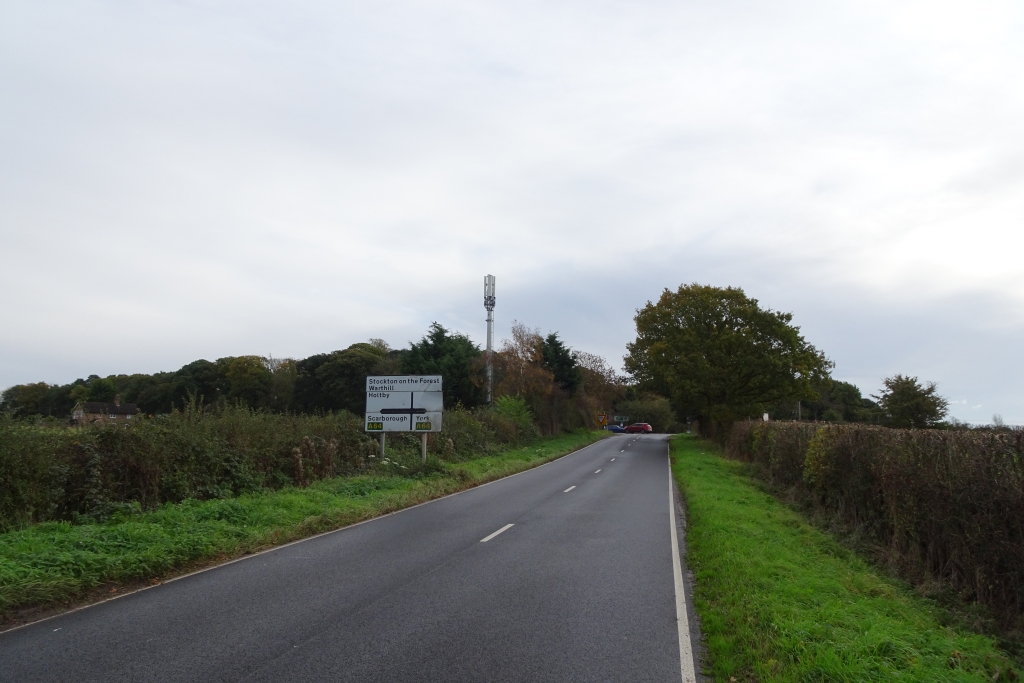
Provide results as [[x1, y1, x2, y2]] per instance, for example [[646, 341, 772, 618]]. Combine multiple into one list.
[[5, 284, 954, 437], [0, 324, 493, 419], [2, 321, 665, 434]]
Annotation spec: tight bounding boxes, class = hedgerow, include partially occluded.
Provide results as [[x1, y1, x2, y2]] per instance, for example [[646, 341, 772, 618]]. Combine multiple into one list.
[[0, 400, 538, 531], [728, 421, 1024, 632]]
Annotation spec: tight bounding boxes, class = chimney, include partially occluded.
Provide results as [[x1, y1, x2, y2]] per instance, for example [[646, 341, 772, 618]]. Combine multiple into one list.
[[114, 395, 121, 407]]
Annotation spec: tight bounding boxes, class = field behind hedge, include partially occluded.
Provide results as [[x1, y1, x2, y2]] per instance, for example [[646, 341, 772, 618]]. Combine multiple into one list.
[[728, 420, 1024, 642]]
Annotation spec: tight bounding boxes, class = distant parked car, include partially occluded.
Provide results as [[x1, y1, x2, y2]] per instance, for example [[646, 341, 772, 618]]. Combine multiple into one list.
[[624, 423, 653, 433], [604, 424, 626, 433]]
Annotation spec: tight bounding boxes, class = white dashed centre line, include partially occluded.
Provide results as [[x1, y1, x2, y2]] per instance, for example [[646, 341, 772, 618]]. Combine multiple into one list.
[[611, 458, 615, 461], [563, 486, 576, 493], [594, 469, 601, 474], [480, 524, 514, 543]]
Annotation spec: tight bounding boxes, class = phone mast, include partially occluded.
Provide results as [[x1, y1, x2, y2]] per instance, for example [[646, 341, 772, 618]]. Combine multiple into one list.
[[484, 274, 496, 404]]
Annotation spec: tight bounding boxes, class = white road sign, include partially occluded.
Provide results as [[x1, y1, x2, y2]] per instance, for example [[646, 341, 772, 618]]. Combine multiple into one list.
[[366, 376, 442, 392], [365, 378, 443, 433]]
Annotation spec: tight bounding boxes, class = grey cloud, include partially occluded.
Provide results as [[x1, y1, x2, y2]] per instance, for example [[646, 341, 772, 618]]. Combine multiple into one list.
[[2, 0, 1023, 423]]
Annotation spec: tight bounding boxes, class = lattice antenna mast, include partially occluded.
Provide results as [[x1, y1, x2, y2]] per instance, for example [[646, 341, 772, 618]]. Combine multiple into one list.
[[484, 274, 496, 404]]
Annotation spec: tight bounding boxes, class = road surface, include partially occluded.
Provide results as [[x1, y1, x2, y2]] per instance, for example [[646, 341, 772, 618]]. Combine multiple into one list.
[[1, 433, 700, 682]]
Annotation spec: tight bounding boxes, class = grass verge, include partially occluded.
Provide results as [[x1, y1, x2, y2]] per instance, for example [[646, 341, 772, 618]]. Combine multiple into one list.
[[670, 434, 1018, 682], [0, 431, 604, 627]]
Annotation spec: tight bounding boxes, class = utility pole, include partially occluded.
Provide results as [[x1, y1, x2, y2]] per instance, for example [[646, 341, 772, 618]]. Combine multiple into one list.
[[484, 274, 496, 404]]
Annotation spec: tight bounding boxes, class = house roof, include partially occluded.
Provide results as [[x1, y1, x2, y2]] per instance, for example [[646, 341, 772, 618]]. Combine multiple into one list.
[[80, 402, 139, 415]]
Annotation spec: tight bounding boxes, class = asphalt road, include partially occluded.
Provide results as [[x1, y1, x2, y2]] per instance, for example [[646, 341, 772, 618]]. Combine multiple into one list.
[[1, 434, 700, 683]]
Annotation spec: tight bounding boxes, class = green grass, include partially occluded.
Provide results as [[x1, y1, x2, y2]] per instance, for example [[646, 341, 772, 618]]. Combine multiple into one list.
[[670, 434, 1018, 682], [0, 431, 604, 622]]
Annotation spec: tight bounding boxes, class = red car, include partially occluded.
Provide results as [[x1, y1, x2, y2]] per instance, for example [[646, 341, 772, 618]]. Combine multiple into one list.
[[624, 423, 653, 433]]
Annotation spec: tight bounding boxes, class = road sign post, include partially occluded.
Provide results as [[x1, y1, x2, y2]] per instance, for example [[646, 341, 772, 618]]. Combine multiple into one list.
[[365, 376, 443, 464]]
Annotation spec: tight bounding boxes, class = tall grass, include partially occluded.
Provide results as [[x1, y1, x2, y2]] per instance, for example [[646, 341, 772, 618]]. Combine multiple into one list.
[[728, 421, 1024, 635]]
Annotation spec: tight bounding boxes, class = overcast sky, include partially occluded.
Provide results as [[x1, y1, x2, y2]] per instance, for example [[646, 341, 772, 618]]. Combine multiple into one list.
[[2, 1, 1023, 423]]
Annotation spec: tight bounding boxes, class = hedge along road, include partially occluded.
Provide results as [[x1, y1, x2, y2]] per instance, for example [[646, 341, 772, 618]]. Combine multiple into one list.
[[0, 434, 700, 683]]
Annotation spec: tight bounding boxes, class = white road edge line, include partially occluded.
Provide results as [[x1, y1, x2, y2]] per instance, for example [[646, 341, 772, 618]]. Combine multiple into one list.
[[563, 486, 576, 492], [480, 523, 515, 543], [668, 445, 698, 683]]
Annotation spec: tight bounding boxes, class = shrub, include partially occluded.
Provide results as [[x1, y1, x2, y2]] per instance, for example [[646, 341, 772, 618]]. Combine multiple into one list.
[[492, 395, 534, 432], [432, 408, 497, 460], [487, 396, 540, 443]]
